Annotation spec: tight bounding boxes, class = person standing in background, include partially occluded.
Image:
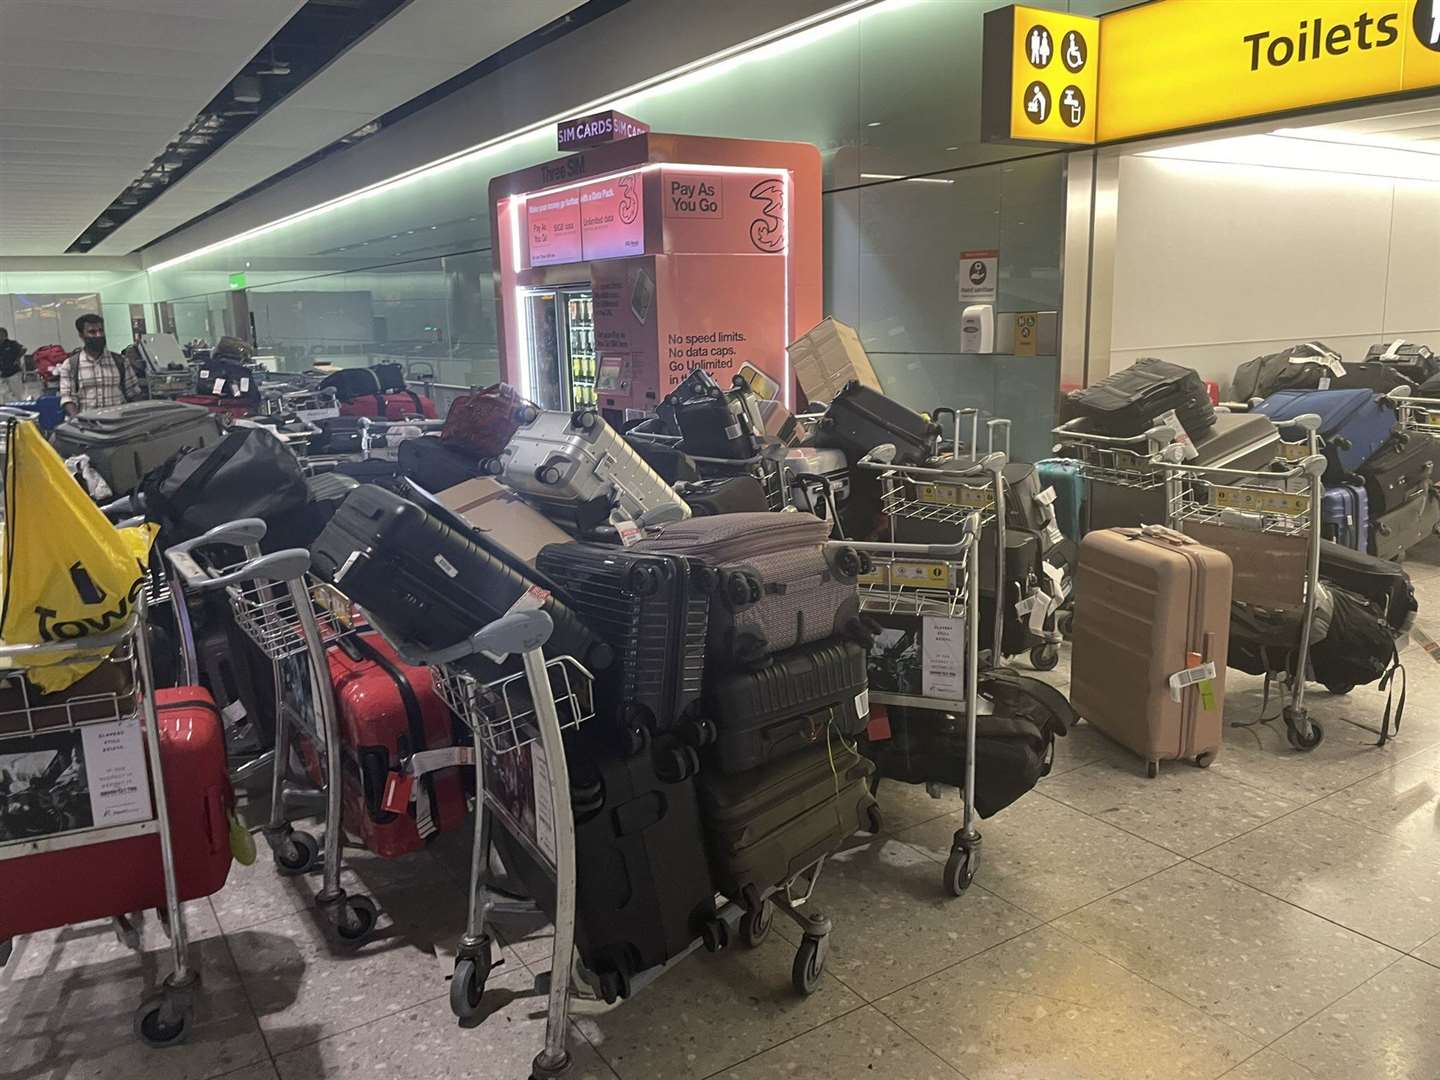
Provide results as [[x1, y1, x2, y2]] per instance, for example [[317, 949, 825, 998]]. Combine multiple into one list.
[[59, 315, 142, 417], [0, 328, 26, 402]]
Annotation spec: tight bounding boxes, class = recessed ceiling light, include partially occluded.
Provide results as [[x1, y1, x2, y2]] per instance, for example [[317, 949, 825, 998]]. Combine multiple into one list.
[[866, 121, 883, 127], [945, 145, 960, 151]]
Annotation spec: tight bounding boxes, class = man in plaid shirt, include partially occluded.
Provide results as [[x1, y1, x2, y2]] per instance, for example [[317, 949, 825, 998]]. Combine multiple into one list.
[[60, 314, 142, 417]]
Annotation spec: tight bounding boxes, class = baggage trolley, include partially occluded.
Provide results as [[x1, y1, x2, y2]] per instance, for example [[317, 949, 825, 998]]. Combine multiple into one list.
[[0, 598, 203, 1045], [1156, 415, 1328, 750], [624, 425, 786, 510], [858, 411, 1012, 669], [164, 519, 382, 941], [379, 608, 592, 1080], [848, 518, 985, 897]]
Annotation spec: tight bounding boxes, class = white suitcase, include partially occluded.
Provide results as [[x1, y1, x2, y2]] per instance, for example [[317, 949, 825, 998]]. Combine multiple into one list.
[[491, 408, 691, 531]]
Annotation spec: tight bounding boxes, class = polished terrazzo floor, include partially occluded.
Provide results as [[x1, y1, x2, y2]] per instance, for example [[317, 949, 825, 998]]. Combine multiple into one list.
[[5, 544, 1440, 1080]]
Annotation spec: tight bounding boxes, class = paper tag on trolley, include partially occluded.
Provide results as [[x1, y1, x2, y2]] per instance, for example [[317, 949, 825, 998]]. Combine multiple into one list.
[[913, 480, 994, 510], [1207, 484, 1309, 516], [1151, 408, 1198, 461]]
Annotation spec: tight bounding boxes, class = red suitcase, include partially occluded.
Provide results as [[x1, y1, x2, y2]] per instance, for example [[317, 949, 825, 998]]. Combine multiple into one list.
[[0, 687, 235, 940], [338, 389, 437, 421], [301, 633, 465, 859], [439, 383, 530, 457]]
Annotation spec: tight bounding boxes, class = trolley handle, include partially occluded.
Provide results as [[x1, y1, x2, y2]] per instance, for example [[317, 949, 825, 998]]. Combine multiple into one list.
[[376, 608, 554, 668], [857, 446, 1005, 479], [0, 613, 139, 665], [1053, 418, 1177, 449], [829, 533, 974, 559]]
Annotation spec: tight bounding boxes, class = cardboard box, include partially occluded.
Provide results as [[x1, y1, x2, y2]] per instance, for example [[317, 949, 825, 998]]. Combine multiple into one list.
[[436, 478, 573, 566], [787, 317, 883, 405]]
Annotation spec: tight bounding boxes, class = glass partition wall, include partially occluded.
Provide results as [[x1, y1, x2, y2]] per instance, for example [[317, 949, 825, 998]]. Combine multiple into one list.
[[136, 0, 1093, 452]]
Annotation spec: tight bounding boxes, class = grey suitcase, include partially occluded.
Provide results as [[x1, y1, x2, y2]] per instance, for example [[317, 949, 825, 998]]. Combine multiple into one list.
[[634, 511, 868, 669], [51, 400, 225, 496], [1371, 487, 1440, 561], [491, 408, 690, 532]]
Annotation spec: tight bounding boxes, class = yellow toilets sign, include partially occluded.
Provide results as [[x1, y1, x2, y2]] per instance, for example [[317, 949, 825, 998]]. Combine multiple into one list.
[[984, 1, 1440, 145]]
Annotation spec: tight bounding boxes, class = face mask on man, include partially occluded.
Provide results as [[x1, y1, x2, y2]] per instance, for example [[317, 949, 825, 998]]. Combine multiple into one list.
[[84, 335, 106, 356]]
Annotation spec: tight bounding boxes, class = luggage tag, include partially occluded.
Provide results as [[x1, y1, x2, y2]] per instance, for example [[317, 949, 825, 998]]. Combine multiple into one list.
[[1041, 559, 1070, 601], [616, 519, 643, 547], [1168, 656, 1218, 706], [865, 703, 892, 742], [1151, 408, 1198, 461], [381, 771, 414, 815], [239, 377, 250, 394], [212, 377, 225, 396], [198, 368, 209, 381], [229, 811, 257, 866]]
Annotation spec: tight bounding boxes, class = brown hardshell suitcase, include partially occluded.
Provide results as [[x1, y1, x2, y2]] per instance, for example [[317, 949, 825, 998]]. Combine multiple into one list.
[[1069, 526, 1232, 775]]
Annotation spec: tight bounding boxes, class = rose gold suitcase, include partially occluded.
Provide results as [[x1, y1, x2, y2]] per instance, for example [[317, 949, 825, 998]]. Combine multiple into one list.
[[1069, 526, 1232, 776]]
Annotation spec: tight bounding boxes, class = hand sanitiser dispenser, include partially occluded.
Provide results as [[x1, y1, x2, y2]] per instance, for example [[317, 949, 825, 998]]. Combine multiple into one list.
[[960, 304, 994, 354]]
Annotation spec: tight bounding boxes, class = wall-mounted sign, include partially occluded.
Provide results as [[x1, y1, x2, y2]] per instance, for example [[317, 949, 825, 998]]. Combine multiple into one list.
[[556, 109, 649, 152], [1013, 312, 1038, 356], [228, 271, 248, 290], [579, 171, 645, 261], [1097, 0, 1440, 142], [959, 249, 999, 303], [982, 5, 1099, 145]]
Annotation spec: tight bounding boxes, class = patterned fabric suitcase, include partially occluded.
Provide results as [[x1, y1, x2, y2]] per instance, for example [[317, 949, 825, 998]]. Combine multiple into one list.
[[492, 409, 691, 532], [704, 638, 869, 774], [535, 543, 710, 738], [440, 383, 531, 457], [1070, 527, 1232, 775], [0, 687, 234, 940], [634, 511, 868, 670]]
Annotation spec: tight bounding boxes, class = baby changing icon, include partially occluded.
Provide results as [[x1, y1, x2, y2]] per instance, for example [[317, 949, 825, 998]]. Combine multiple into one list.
[[1024, 82, 1051, 125]]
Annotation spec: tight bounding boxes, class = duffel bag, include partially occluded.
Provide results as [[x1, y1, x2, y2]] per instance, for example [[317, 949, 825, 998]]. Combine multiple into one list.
[[1065, 357, 1215, 440], [1229, 342, 1343, 401], [440, 383, 533, 458], [1308, 586, 1404, 744], [1364, 340, 1440, 385]]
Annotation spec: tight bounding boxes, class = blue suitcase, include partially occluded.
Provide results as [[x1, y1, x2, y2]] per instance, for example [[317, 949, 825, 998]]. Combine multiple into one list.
[[1254, 389, 1397, 482], [1036, 458, 1085, 541], [1321, 482, 1368, 551], [6, 393, 63, 432]]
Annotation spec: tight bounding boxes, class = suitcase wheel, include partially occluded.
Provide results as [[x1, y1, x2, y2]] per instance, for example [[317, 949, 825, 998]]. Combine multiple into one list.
[[701, 918, 730, 953], [480, 456, 503, 477], [571, 409, 598, 431], [536, 463, 563, 485], [625, 562, 664, 596], [517, 404, 541, 425], [741, 901, 774, 949]]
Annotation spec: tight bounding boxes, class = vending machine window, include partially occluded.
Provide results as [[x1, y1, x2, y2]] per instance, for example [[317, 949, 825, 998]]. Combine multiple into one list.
[[521, 285, 595, 410]]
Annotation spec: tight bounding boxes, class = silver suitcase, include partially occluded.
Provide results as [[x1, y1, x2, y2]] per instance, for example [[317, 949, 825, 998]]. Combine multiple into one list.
[[493, 408, 690, 530], [769, 445, 850, 511]]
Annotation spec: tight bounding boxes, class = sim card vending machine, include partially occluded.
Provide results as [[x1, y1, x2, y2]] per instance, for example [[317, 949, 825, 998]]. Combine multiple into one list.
[[490, 131, 822, 423]]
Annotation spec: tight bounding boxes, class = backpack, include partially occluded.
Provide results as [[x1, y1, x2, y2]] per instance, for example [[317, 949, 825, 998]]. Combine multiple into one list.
[[67, 350, 138, 403], [1308, 587, 1404, 745], [318, 367, 383, 402], [1229, 342, 1343, 401], [370, 362, 407, 393]]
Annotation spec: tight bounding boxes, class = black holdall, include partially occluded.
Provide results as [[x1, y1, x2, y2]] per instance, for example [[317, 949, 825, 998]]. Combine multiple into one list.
[[1229, 342, 1345, 401], [141, 426, 309, 544]]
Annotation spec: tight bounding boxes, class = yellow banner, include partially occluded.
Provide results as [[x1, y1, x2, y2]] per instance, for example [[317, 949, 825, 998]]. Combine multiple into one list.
[[1098, 0, 1440, 142]]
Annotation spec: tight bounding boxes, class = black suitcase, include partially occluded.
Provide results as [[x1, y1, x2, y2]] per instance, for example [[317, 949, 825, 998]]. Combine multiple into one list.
[[811, 381, 940, 466], [704, 639, 869, 774], [1065, 358, 1216, 440], [623, 434, 700, 484], [1372, 487, 1440, 561], [1359, 431, 1439, 515], [397, 435, 482, 493], [1365, 342, 1440, 385], [534, 543, 710, 738], [262, 471, 360, 552], [490, 731, 716, 1002], [698, 741, 879, 908], [1337, 364, 1415, 393], [678, 474, 770, 516], [675, 393, 762, 460], [1318, 539, 1417, 631], [309, 484, 612, 669]]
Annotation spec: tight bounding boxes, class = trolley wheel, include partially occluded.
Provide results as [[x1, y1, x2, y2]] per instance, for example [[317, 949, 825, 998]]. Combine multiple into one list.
[[943, 847, 977, 897], [133, 995, 192, 1048], [1324, 682, 1355, 696], [1286, 719, 1325, 752], [741, 901, 774, 949], [1194, 751, 1216, 769], [1055, 610, 1074, 638], [687, 716, 718, 748], [701, 918, 730, 954], [863, 802, 885, 835], [450, 947, 492, 1020], [1030, 643, 1060, 672], [791, 936, 828, 996], [273, 829, 319, 876], [334, 894, 380, 943], [1146, 760, 1160, 779]]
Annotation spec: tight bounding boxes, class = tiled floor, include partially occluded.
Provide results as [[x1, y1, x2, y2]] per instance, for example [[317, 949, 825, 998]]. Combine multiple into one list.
[[6, 549, 1440, 1080]]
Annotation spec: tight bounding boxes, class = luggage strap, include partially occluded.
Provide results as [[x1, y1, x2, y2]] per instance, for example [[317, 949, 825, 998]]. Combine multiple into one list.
[[1376, 644, 1405, 747]]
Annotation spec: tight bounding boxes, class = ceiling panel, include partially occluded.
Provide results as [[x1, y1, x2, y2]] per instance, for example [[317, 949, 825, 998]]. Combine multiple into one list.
[[0, 0, 304, 255], [93, 0, 582, 257]]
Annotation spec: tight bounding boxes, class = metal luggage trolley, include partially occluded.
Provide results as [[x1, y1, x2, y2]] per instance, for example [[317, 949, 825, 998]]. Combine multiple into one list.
[[378, 608, 592, 1080], [0, 599, 203, 1045], [847, 510, 985, 897], [625, 425, 788, 510], [1157, 417, 1328, 750], [163, 519, 383, 941], [860, 408, 1012, 670]]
